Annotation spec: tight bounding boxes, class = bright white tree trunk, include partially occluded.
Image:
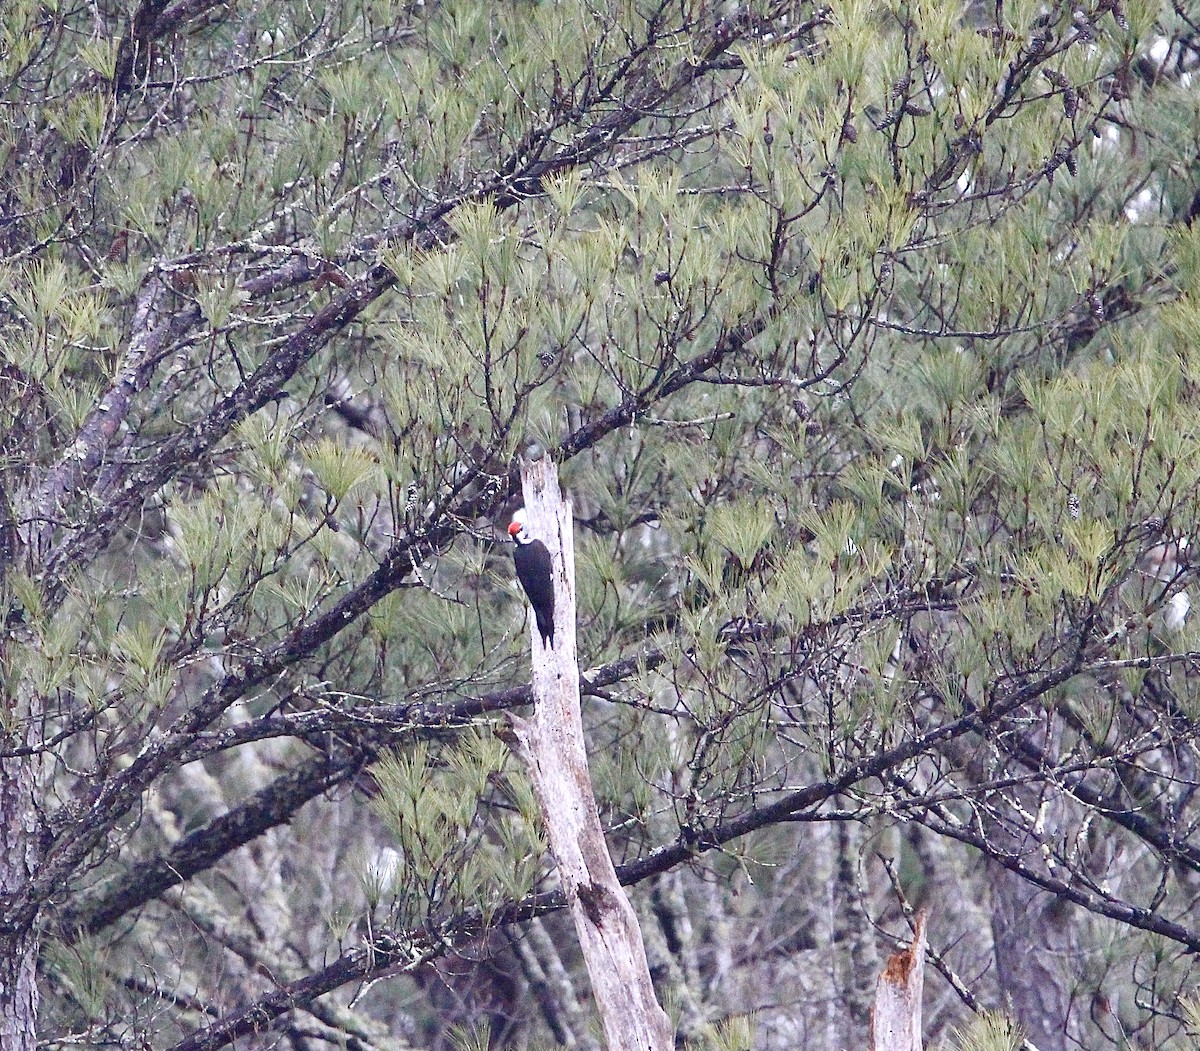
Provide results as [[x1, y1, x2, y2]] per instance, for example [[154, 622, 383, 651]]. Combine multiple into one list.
[[507, 455, 674, 1051], [871, 912, 926, 1051]]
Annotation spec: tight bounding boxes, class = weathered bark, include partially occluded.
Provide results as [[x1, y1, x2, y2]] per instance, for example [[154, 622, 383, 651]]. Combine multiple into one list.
[[991, 867, 1076, 1051], [0, 689, 44, 1051], [986, 727, 1080, 1051], [870, 911, 926, 1051], [506, 455, 674, 1051], [0, 922, 38, 1051], [835, 817, 879, 1040]]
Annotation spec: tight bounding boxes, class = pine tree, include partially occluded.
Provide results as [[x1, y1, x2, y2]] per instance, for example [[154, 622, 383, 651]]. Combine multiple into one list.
[[2, 1, 1199, 1048]]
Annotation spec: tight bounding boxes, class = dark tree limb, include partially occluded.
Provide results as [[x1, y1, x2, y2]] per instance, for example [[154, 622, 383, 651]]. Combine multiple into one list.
[[63, 648, 667, 936], [152, 652, 1115, 1051]]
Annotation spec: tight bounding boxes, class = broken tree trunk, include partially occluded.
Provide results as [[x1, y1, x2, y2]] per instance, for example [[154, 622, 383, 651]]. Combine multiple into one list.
[[871, 911, 927, 1051], [505, 455, 674, 1051]]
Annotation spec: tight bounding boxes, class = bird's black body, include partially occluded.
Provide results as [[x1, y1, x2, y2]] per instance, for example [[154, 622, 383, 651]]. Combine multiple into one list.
[[510, 518, 555, 646]]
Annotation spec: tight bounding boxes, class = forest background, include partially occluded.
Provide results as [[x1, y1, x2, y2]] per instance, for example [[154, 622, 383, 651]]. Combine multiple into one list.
[[3, 1, 1200, 1049]]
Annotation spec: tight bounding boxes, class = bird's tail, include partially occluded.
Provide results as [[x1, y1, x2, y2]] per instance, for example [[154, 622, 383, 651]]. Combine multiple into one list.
[[535, 611, 554, 647]]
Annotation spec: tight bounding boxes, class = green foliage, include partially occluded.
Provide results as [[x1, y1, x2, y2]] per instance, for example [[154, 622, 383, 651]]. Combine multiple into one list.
[[942, 1011, 1024, 1051], [369, 730, 545, 927], [694, 1013, 756, 1051], [1182, 994, 1200, 1041], [448, 1023, 492, 1051], [4, 0, 1200, 1047], [41, 937, 113, 1023]]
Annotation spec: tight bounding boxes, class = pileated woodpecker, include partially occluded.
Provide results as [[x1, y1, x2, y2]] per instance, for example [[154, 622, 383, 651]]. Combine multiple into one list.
[[508, 511, 555, 647]]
